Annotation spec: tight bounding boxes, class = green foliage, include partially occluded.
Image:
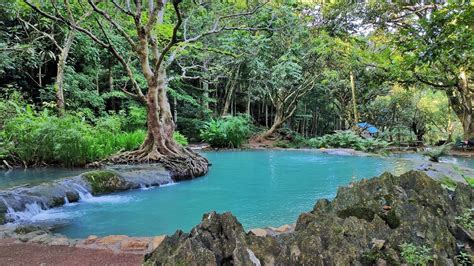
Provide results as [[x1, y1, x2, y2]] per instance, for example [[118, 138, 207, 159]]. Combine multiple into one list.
[[464, 177, 474, 188], [399, 243, 433, 266], [1, 108, 145, 167], [121, 105, 146, 132], [200, 116, 251, 148], [439, 176, 457, 191], [308, 131, 389, 152], [423, 144, 451, 163], [82, 170, 123, 195], [455, 209, 474, 231], [272, 128, 310, 148], [173, 131, 188, 146], [0, 90, 25, 129], [455, 251, 472, 265]]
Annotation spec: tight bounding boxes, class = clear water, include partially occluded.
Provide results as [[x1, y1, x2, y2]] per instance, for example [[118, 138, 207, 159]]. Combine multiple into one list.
[[0, 168, 85, 189], [390, 153, 474, 169], [48, 150, 418, 238]]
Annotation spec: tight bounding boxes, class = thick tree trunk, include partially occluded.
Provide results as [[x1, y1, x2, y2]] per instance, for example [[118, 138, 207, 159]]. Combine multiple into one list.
[[260, 115, 283, 139], [447, 70, 473, 140], [259, 104, 291, 140], [55, 30, 75, 115], [108, 69, 209, 180]]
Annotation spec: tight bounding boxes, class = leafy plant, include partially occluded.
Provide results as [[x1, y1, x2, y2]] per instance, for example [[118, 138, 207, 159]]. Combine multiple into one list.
[[456, 209, 474, 231], [399, 243, 433, 266], [1, 108, 146, 167], [307, 131, 389, 152], [464, 177, 474, 188], [200, 115, 251, 148], [439, 176, 457, 191], [455, 251, 472, 265], [424, 144, 451, 162], [173, 131, 188, 146]]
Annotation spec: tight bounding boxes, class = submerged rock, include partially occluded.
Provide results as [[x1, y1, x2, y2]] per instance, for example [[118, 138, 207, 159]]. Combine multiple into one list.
[[145, 171, 473, 265]]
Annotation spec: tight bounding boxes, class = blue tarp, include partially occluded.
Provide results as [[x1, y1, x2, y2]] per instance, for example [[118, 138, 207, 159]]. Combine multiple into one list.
[[357, 122, 378, 134]]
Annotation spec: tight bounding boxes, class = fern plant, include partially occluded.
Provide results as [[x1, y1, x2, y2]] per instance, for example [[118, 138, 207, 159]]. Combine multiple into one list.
[[200, 116, 251, 148]]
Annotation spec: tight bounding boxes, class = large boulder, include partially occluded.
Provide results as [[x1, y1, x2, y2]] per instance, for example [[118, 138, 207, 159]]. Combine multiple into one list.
[[145, 212, 266, 265], [145, 171, 473, 265]]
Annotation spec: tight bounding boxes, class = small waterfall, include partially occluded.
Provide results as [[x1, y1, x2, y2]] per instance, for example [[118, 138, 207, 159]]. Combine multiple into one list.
[[1, 165, 174, 225], [6, 202, 44, 221], [70, 183, 93, 200]]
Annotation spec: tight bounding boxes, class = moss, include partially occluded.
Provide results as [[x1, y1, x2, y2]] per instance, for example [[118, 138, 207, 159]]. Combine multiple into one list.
[[50, 197, 66, 207], [383, 195, 394, 205], [337, 207, 375, 222], [464, 177, 474, 188], [0, 213, 5, 225], [82, 170, 125, 195], [439, 176, 457, 191], [14, 226, 41, 235], [379, 210, 401, 229]]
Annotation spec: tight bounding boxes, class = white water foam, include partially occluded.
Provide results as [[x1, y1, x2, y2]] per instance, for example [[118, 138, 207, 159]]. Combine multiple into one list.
[[160, 181, 177, 188], [79, 195, 133, 204], [2, 181, 133, 225], [139, 184, 153, 190], [5, 202, 44, 221]]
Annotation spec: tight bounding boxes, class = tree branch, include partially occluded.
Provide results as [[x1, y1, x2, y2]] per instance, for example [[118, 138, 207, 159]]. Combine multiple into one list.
[[87, 0, 136, 48]]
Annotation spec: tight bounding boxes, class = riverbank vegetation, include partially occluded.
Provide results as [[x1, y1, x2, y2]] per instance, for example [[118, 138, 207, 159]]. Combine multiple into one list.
[[0, 1, 472, 168]]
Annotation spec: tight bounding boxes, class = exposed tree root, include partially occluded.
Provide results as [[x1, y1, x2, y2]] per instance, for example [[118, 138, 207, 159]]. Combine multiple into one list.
[[91, 146, 210, 181]]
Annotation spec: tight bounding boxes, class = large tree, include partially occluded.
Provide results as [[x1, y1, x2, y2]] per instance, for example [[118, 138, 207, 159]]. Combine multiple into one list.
[[362, 2, 473, 140], [24, 0, 265, 178]]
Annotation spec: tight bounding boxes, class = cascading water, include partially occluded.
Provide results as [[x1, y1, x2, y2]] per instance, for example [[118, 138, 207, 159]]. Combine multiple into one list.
[[0, 180, 93, 224], [0, 164, 173, 226]]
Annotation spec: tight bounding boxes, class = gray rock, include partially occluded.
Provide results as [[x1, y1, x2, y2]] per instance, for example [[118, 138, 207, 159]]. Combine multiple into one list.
[[145, 171, 473, 265]]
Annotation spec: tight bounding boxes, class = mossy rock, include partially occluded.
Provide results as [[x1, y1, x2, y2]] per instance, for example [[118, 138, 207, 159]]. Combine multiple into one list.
[[439, 176, 457, 191], [82, 170, 126, 195], [337, 206, 375, 222], [14, 226, 42, 235]]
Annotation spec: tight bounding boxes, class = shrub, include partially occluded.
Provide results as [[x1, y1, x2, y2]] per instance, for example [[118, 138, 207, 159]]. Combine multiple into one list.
[[121, 105, 146, 132], [464, 177, 474, 188], [399, 243, 432, 266], [2, 108, 146, 167], [0, 91, 25, 129], [424, 144, 451, 162], [456, 209, 474, 230], [307, 131, 389, 152], [200, 115, 251, 148], [173, 131, 188, 146], [439, 176, 457, 191]]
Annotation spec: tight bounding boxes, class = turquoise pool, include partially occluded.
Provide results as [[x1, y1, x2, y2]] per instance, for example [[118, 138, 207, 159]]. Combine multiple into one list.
[[40, 150, 418, 238]]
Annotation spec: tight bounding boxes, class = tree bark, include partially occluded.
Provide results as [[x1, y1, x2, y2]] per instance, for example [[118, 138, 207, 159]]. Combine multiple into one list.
[[221, 67, 239, 116], [260, 114, 283, 139], [446, 69, 473, 140], [109, 68, 208, 179], [260, 103, 296, 139], [55, 30, 75, 115], [350, 71, 359, 125]]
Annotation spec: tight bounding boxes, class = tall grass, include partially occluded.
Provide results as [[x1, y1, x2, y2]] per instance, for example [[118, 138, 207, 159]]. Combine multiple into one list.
[[1, 108, 146, 167]]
